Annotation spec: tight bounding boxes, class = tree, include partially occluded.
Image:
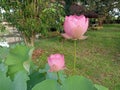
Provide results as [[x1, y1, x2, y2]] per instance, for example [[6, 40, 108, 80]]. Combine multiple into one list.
[[63, 0, 120, 25], [0, 0, 45, 46], [0, 0, 65, 47]]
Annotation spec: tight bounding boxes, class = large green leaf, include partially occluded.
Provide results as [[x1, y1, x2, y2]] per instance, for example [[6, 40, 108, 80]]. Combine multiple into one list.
[[0, 64, 29, 90], [5, 45, 31, 77], [0, 63, 8, 74], [62, 75, 97, 90], [0, 63, 13, 90], [95, 84, 108, 90], [27, 72, 46, 90], [32, 79, 60, 90], [7, 64, 25, 78], [12, 71, 29, 90], [0, 71, 13, 90], [5, 45, 30, 65]]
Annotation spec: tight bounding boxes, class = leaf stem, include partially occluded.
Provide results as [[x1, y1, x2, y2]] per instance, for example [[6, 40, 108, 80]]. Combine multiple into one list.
[[74, 40, 77, 72], [57, 72, 62, 85]]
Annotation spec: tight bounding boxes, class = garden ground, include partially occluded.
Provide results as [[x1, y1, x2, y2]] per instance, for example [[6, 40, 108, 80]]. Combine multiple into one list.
[[34, 24, 120, 90]]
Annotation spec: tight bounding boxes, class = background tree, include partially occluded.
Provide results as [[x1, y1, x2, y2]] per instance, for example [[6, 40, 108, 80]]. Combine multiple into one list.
[[0, 0, 65, 47], [63, 0, 120, 25], [84, 0, 120, 26]]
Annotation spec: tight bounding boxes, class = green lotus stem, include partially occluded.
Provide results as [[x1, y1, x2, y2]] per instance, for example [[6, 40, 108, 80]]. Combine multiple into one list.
[[74, 40, 77, 72], [57, 72, 62, 85]]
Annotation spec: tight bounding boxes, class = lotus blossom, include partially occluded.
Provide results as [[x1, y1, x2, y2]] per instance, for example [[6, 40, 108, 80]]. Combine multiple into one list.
[[62, 15, 89, 40], [48, 54, 65, 72]]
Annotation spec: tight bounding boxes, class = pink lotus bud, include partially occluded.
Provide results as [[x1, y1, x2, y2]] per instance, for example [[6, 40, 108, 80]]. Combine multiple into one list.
[[62, 15, 89, 40], [48, 54, 65, 72]]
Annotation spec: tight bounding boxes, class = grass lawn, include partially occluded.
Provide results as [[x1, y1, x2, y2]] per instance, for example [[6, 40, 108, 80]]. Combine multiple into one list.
[[35, 24, 120, 90]]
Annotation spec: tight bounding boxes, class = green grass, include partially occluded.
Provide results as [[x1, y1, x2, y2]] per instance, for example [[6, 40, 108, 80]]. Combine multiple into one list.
[[35, 24, 120, 90]]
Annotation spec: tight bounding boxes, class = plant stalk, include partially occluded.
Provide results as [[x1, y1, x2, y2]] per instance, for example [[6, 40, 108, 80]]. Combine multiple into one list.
[[74, 40, 77, 72], [57, 72, 62, 85]]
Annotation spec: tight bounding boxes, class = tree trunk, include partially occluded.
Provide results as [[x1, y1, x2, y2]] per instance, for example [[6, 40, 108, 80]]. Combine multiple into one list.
[[98, 16, 106, 26], [22, 32, 35, 47]]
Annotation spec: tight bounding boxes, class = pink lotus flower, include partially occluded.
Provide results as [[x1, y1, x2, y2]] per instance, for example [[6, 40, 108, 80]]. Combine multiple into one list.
[[48, 54, 65, 72], [62, 15, 89, 40]]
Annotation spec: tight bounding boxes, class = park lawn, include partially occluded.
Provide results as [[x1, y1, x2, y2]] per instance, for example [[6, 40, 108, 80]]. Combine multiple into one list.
[[35, 24, 120, 90]]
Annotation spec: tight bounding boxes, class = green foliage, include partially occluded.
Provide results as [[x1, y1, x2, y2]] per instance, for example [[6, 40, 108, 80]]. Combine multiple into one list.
[[0, 23, 6, 32], [0, 24, 8, 41], [0, 69, 29, 90], [32, 75, 108, 90], [12, 71, 29, 90], [0, 63, 29, 90], [40, 2, 65, 34], [0, 45, 36, 90], [95, 84, 108, 90], [0, 63, 8, 74], [32, 79, 60, 90], [27, 72, 46, 90], [1, 0, 65, 46], [0, 47, 9, 62], [39, 64, 67, 84], [0, 70, 13, 90], [5, 45, 31, 78], [62, 75, 97, 90]]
